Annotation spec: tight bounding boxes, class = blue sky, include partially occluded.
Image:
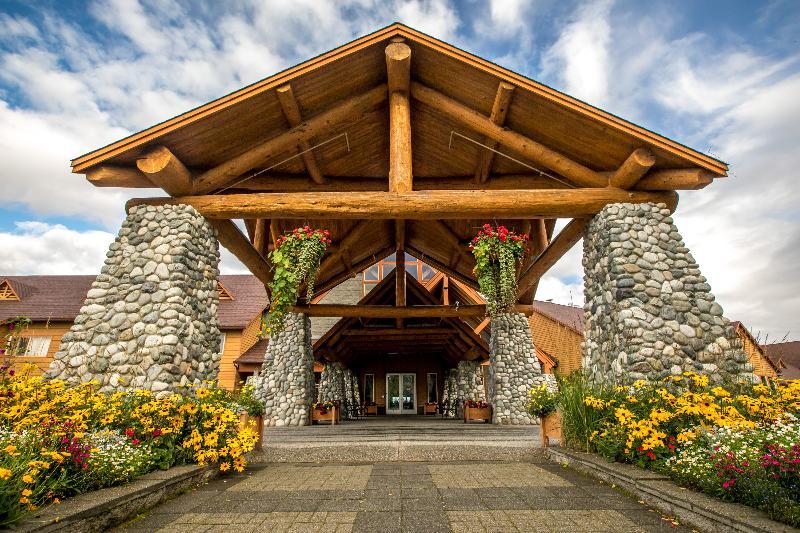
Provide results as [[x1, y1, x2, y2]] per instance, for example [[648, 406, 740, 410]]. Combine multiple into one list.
[[0, 0, 798, 340]]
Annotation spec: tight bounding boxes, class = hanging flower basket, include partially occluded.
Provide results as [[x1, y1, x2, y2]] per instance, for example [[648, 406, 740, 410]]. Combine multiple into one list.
[[262, 226, 331, 335], [469, 224, 529, 316]]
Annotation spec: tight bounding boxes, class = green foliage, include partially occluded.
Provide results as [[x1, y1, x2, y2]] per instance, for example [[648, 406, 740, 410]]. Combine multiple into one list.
[[555, 371, 619, 452], [262, 227, 330, 335], [234, 384, 264, 417], [527, 384, 558, 418], [468, 224, 528, 316]]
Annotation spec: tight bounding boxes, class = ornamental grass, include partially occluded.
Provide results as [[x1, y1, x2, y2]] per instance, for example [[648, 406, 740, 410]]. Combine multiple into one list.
[[556, 372, 800, 526], [0, 364, 259, 526]]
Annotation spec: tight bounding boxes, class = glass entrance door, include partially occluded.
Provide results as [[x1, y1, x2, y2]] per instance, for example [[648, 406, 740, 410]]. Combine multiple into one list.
[[386, 373, 416, 414]]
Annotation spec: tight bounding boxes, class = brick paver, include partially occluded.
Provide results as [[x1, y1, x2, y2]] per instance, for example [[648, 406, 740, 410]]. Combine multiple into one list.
[[117, 460, 686, 532]]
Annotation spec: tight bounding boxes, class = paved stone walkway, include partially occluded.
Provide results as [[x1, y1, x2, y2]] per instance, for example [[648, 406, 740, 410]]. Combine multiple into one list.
[[118, 460, 686, 532]]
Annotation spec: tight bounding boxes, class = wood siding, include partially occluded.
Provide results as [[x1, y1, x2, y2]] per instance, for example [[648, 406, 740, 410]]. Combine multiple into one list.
[[528, 312, 583, 376], [3, 321, 72, 374], [737, 324, 777, 379]]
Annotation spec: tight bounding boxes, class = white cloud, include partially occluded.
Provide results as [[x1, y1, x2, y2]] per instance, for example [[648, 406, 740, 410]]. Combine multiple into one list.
[[540, 0, 613, 106], [0, 222, 114, 274]]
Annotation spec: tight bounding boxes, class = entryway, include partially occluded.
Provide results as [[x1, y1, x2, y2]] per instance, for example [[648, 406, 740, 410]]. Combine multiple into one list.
[[386, 373, 416, 414]]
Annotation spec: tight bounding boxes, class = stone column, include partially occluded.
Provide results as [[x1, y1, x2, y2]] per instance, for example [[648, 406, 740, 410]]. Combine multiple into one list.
[[440, 369, 457, 418], [489, 312, 554, 425], [317, 361, 346, 404], [46, 204, 221, 394], [251, 312, 314, 427], [582, 202, 754, 385], [342, 367, 355, 418], [455, 360, 485, 418]]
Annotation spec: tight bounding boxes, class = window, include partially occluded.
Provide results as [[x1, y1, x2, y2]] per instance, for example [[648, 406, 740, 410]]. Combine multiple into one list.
[[364, 374, 375, 403], [426, 373, 438, 403], [217, 282, 234, 300], [218, 333, 226, 355], [361, 257, 438, 295], [18, 336, 51, 356], [0, 280, 19, 300]]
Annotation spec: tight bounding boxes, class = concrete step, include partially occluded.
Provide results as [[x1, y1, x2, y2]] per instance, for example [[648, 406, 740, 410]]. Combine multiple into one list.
[[253, 416, 543, 462]]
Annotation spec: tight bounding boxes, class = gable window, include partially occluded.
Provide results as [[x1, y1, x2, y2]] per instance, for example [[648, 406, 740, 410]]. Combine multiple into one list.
[[361, 256, 438, 295], [0, 280, 19, 301]]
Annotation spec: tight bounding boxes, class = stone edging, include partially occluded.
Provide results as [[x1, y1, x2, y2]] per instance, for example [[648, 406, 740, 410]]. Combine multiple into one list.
[[546, 447, 798, 533], [15, 464, 218, 532]]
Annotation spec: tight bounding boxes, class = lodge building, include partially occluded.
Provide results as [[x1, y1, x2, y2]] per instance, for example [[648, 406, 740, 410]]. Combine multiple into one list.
[[1, 23, 767, 425]]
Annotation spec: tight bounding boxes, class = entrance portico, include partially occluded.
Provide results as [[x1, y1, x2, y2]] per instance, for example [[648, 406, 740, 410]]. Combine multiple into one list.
[[55, 23, 751, 426]]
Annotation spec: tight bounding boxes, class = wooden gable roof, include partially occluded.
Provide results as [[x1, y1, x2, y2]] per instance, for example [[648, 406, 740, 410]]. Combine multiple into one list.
[[72, 23, 727, 178], [71, 23, 728, 301]]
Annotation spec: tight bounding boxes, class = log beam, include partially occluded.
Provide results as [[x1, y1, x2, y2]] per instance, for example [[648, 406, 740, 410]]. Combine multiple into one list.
[[635, 169, 715, 190], [275, 84, 326, 184], [128, 189, 679, 219], [193, 84, 388, 194], [136, 145, 194, 196], [386, 42, 413, 192], [410, 82, 607, 188], [609, 148, 655, 189], [86, 165, 154, 188], [516, 218, 590, 297], [292, 304, 535, 318], [475, 82, 515, 183], [210, 220, 273, 290]]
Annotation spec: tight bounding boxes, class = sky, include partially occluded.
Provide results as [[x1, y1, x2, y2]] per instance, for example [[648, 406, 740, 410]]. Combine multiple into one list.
[[0, 0, 798, 341]]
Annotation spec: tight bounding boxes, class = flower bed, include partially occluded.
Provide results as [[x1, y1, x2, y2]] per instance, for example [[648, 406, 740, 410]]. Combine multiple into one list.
[[0, 364, 260, 526], [554, 372, 800, 526]]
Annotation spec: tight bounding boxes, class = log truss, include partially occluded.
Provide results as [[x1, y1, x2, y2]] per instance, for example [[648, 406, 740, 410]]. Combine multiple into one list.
[[77, 30, 726, 311]]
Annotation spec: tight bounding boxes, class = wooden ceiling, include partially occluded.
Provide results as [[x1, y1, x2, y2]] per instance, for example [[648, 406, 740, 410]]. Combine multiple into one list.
[[314, 270, 489, 366], [71, 23, 729, 304]]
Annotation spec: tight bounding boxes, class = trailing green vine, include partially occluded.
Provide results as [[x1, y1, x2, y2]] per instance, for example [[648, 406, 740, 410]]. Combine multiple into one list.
[[469, 224, 528, 316], [261, 227, 330, 335]]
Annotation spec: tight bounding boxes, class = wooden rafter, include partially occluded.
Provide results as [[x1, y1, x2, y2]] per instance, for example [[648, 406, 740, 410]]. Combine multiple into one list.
[[410, 82, 608, 188], [386, 40, 413, 193], [475, 82, 515, 183], [135, 146, 194, 196], [311, 245, 395, 298], [252, 219, 268, 257], [192, 84, 388, 194], [405, 245, 478, 291], [516, 218, 590, 297], [275, 84, 326, 184], [210, 220, 273, 292], [294, 304, 534, 318], [609, 148, 656, 189], [395, 219, 406, 327], [0, 280, 19, 301], [128, 188, 678, 219]]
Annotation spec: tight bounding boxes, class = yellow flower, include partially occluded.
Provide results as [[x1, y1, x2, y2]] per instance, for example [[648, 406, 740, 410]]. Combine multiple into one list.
[[0, 468, 11, 480], [196, 388, 211, 399], [21, 489, 32, 497], [22, 474, 34, 483], [19, 497, 29, 505], [219, 462, 231, 472]]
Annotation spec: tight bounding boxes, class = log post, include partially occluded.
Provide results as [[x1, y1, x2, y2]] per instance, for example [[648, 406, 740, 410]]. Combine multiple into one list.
[[395, 219, 406, 328], [253, 219, 268, 257], [386, 41, 412, 193]]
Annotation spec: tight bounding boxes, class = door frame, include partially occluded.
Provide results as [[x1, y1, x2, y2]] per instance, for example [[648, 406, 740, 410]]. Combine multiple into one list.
[[386, 373, 417, 414]]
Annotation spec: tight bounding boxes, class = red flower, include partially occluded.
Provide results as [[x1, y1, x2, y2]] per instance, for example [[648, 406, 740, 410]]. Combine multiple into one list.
[[125, 428, 135, 437], [152, 429, 162, 437], [131, 439, 140, 446], [646, 451, 656, 460], [499, 234, 507, 242]]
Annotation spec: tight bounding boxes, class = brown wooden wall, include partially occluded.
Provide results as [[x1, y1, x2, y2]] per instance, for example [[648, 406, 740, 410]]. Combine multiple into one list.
[[353, 353, 448, 412], [737, 325, 777, 379], [3, 321, 72, 374], [528, 312, 583, 376]]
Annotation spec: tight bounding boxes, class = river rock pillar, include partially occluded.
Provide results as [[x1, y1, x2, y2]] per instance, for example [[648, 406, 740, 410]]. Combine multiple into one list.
[[582, 202, 754, 385], [489, 312, 554, 424], [318, 361, 346, 404], [455, 360, 485, 417], [252, 312, 314, 427], [46, 204, 221, 394]]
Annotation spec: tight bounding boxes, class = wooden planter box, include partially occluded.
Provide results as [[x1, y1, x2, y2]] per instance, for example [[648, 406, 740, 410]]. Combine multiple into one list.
[[424, 403, 438, 415], [365, 404, 378, 416], [311, 406, 337, 425], [540, 411, 562, 448], [464, 404, 491, 423], [238, 414, 264, 451]]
